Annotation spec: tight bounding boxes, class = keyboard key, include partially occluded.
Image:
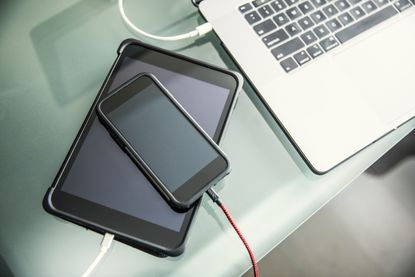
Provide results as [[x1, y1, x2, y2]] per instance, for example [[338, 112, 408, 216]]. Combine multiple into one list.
[[284, 0, 299, 6], [301, 30, 318, 44], [286, 7, 302, 20], [298, 16, 315, 30], [326, 18, 343, 31], [245, 11, 262, 24], [362, 1, 378, 13], [254, 19, 277, 35], [274, 13, 290, 25], [350, 7, 366, 19], [285, 22, 302, 36], [335, 6, 398, 43], [239, 3, 253, 13], [349, 0, 362, 4], [299, 1, 315, 14], [253, 0, 273, 7], [280, 57, 298, 72], [319, 36, 339, 51], [258, 5, 276, 18], [334, 0, 351, 11], [262, 29, 290, 47], [394, 0, 412, 11], [310, 10, 327, 23], [271, 37, 305, 60], [311, 0, 327, 7], [338, 12, 355, 25], [271, 0, 287, 12], [323, 4, 340, 17], [307, 44, 324, 58], [294, 50, 312, 65], [313, 24, 330, 38], [373, 0, 388, 7]]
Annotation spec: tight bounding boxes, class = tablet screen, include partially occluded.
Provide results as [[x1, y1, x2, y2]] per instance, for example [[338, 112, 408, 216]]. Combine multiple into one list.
[[59, 46, 231, 232]]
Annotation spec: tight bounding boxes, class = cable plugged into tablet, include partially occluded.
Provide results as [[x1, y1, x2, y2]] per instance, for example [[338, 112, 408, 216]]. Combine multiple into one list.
[[82, 233, 114, 277], [207, 188, 259, 277], [118, 0, 213, 41], [80, 191, 258, 277]]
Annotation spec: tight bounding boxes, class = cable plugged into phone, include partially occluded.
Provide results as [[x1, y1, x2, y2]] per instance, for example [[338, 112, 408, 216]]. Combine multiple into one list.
[[82, 233, 114, 277], [207, 188, 259, 277], [118, 0, 213, 41]]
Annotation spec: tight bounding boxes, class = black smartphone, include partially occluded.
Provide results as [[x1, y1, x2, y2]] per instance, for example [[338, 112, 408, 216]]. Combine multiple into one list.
[[44, 39, 242, 256], [97, 73, 230, 210]]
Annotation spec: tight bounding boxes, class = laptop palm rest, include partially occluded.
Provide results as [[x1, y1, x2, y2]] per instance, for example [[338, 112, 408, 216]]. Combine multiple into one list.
[[262, 12, 415, 172]]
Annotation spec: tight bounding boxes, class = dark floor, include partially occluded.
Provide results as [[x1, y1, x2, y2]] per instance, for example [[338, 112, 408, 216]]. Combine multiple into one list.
[[244, 131, 415, 277]]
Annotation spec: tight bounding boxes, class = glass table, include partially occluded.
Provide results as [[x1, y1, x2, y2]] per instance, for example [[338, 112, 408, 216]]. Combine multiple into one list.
[[0, 1, 413, 276]]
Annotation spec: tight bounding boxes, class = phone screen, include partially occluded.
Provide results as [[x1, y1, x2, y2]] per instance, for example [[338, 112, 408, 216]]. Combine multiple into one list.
[[104, 76, 223, 194]]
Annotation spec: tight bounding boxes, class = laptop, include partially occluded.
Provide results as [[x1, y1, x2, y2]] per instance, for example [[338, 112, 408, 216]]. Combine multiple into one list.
[[198, 0, 415, 173]]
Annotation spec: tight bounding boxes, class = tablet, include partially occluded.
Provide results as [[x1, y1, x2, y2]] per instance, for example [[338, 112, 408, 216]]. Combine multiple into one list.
[[44, 39, 242, 257]]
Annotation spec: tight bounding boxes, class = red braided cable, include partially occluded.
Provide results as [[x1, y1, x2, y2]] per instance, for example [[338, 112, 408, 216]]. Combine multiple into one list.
[[219, 203, 259, 277]]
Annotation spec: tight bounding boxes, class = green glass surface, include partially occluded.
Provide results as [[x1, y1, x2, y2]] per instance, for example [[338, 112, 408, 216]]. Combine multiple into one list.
[[0, 1, 413, 276]]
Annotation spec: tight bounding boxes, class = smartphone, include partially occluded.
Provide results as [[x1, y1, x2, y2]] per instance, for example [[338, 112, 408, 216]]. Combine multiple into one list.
[[97, 73, 231, 210]]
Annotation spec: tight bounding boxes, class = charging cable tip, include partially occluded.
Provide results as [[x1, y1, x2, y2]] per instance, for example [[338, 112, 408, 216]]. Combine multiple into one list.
[[207, 188, 221, 205], [196, 23, 213, 37], [100, 233, 115, 252], [81, 233, 114, 277]]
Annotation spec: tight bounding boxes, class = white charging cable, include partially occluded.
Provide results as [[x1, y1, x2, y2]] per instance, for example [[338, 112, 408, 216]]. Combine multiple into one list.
[[118, 0, 213, 41], [81, 233, 115, 277]]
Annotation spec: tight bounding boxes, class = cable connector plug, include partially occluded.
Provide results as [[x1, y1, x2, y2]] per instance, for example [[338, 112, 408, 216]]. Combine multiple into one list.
[[207, 188, 221, 205], [195, 23, 213, 37], [100, 233, 115, 252], [82, 233, 114, 277]]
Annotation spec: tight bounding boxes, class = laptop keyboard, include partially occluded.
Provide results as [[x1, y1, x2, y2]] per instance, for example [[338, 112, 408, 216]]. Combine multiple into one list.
[[239, 0, 413, 73]]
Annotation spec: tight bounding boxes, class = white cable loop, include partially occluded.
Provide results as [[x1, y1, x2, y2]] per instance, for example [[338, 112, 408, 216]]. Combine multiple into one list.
[[118, 0, 212, 41]]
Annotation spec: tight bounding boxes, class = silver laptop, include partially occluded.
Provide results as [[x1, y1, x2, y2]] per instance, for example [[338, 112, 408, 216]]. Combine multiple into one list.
[[198, 0, 415, 173]]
